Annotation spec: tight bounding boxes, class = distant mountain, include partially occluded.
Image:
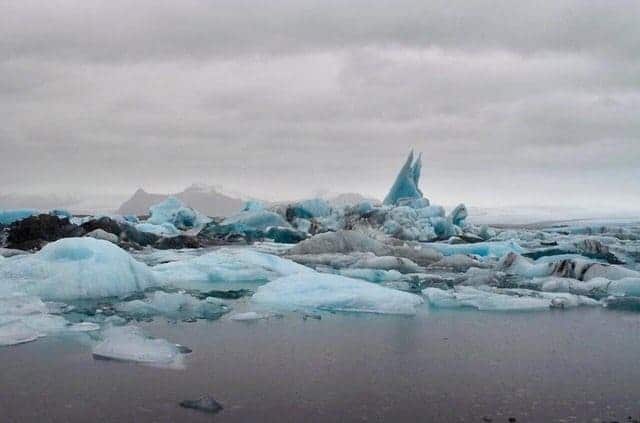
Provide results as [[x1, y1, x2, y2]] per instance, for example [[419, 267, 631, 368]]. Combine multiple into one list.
[[117, 185, 244, 217]]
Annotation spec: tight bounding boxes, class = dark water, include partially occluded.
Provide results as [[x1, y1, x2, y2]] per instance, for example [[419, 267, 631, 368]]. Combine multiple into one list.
[[2, 307, 640, 422]]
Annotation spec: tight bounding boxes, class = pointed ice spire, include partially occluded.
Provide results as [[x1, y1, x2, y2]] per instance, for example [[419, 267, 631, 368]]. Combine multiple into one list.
[[383, 150, 425, 205]]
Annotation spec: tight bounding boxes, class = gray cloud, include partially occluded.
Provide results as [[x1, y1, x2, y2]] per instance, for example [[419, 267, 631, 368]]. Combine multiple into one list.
[[1, 1, 639, 210]]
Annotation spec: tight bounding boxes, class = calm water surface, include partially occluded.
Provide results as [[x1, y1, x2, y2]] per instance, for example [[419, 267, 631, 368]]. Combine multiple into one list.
[[1, 307, 640, 422]]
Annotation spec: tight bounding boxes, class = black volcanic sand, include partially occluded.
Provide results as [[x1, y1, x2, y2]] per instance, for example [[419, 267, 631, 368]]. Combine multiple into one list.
[[1, 307, 640, 422]]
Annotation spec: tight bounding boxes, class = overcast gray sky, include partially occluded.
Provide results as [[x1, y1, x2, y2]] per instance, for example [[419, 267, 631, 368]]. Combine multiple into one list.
[[1, 0, 639, 209]]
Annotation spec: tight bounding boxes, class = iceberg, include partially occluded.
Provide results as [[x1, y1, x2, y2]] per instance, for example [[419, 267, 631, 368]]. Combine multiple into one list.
[[447, 204, 468, 227], [153, 248, 312, 287], [0, 320, 42, 346], [383, 150, 424, 206], [337, 268, 403, 283], [430, 241, 524, 258], [0, 209, 39, 225], [0, 294, 99, 346], [229, 311, 271, 321], [0, 238, 158, 300], [220, 210, 290, 231], [135, 222, 181, 237], [252, 272, 423, 315], [92, 325, 185, 368], [499, 253, 640, 281], [147, 197, 211, 230], [287, 230, 391, 256], [423, 286, 598, 311], [115, 291, 228, 320], [290, 199, 332, 219]]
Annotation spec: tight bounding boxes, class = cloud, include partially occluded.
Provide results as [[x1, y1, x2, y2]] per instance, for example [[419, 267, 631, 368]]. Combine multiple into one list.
[[0, 1, 639, 209]]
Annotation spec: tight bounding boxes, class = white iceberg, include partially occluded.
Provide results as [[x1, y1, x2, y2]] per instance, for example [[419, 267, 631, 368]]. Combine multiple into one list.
[[252, 272, 423, 315], [0, 238, 159, 300], [153, 248, 312, 287], [115, 291, 227, 320], [423, 286, 598, 311], [135, 222, 181, 237], [229, 311, 271, 321], [92, 325, 184, 368]]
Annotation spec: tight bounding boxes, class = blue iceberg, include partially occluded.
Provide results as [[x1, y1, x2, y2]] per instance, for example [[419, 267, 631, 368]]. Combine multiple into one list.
[[0, 238, 159, 300], [383, 150, 424, 206], [147, 197, 210, 230], [0, 209, 39, 225]]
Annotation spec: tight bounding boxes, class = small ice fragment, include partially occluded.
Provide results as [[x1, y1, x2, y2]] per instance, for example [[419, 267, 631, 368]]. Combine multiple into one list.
[[229, 312, 270, 321]]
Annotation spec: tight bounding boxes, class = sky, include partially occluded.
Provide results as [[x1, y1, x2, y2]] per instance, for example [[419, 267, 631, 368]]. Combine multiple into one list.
[[1, 0, 639, 210]]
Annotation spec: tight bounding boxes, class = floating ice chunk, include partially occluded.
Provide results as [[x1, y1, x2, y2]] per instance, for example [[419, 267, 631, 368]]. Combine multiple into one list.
[[0, 238, 158, 300], [423, 286, 597, 311], [153, 248, 312, 287], [607, 278, 640, 297], [229, 311, 270, 321], [252, 272, 423, 315], [351, 255, 422, 273], [337, 268, 403, 283], [447, 204, 468, 227], [0, 209, 39, 225], [383, 150, 424, 206], [115, 291, 227, 320], [0, 294, 48, 315], [220, 210, 290, 231], [499, 253, 640, 281], [85, 229, 119, 244], [430, 241, 524, 258], [290, 199, 332, 219], [0, 320, 42, 346], [430, 254, 487, 271], [92, 325, 184, 368], [135, 222, 181, 237], [287, 230, 391, 256], [147, 197, 211, 230]]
